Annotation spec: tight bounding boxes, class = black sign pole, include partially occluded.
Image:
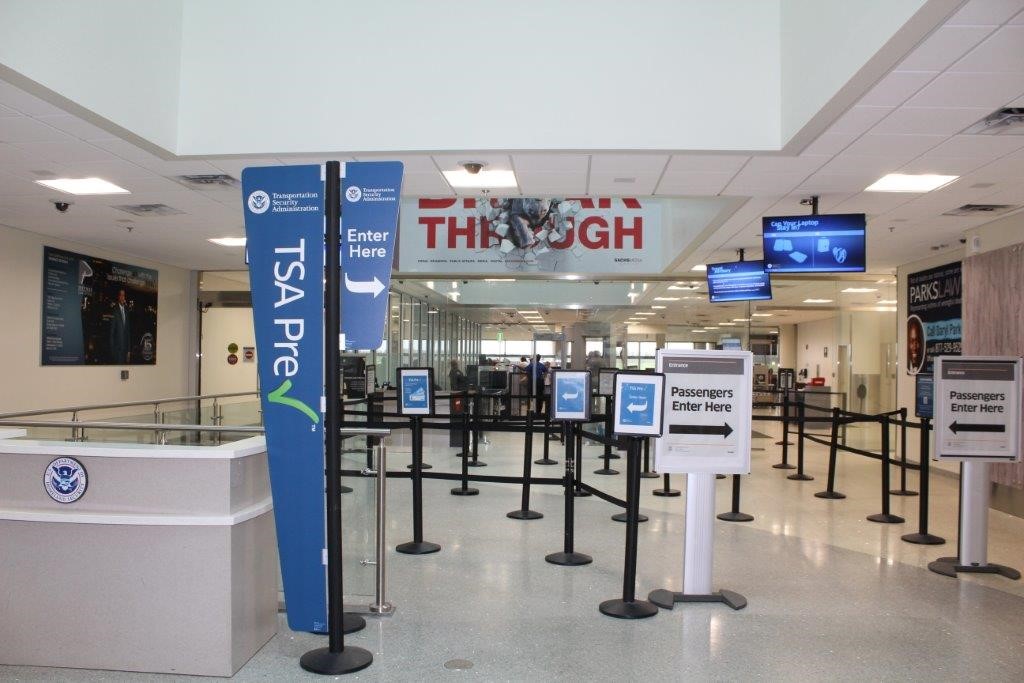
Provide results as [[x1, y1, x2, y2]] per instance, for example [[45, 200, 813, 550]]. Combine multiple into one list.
[[815, 407, 847, 499], [396, 416, 441, 553], [573, 423, 592, 498], [902, 418, 945, 545], [891, 407, 917, 496], [300, 161, 373, 675], [508, 411, 543, 520], [546, 420, 593, 566], [773, 390, 795, 467], [640, 437, 659, 478], [451, 394, 478, 496]]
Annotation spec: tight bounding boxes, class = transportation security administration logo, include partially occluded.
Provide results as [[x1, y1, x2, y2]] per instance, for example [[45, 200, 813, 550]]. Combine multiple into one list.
[[345, 186, 362, 202], [44, 457, 88, 504], [247, 190, 271, 214]]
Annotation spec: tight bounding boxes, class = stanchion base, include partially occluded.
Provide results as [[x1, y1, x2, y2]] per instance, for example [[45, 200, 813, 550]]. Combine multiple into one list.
[[599, 598, 659, 619], [450, 486, 479, 496], [648, 588, 746, 611], [545, 551, 593, 566], [928, 557, 1020, 580], [611, 512, 648, 523], [717, 511, 754, 522], [814, 490, 847, 499], [652, 488, 681, 497], [573, 489, 592, 498], [343, 613, 366, 634], [889, 489, 919, 496], [534, 458, 559, 465], [507, 509, 544, 520], [395, 541, 441, 555], [901, 532, 945, 545], [772, 462, 796, 470], [640, 472, 659, 479], [715, 474, 726, 480], [774, 440, 793, 446], [339, 485, 353, 494], [594, 467, 620, 476], [299, 645, 373, 675], [866, 513, 905, 524], [406, 463, 433, 470], [467, 461, 487, 467], [787, 473, 814, 481], [607, 453, 621, 459]]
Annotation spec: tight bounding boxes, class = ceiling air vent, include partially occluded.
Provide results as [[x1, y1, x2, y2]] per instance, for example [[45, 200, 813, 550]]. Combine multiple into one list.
[[942, 204, 1019, 217], [962, 108, 1024, 136], [173, 174, 240, 189], [113, 204, 186, 217]]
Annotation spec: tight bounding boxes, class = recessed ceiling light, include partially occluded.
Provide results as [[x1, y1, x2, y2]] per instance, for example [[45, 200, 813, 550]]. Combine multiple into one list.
[[519, 310, 539, 314], [733, 318, 751, 322], [209, 237, 247, 247], [636, 312, 656, 316], [718, 322, 736, 326], [563, 274, 581, 281], [691, 264, 707, 271], [865, 173, 958, 193], [877, 299, 897, 305], [752, 313, 772, 317], [442, 169, 518, 188], [803, 298, 833, 303], [484, 278, 516, 282], [654, 297, 680, 301], [35, 177, 130, 195]]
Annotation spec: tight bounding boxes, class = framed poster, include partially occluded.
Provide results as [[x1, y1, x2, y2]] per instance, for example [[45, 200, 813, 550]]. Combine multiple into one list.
[[41, 246, 158, 365], [613, 372, 665, 437], [907, 261, 961, 375], [398, 367, 434, 416], [550, 370, 591, 422]]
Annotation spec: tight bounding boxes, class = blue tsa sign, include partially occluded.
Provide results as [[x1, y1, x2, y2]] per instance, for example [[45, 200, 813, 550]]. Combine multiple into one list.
[[613, 373, 665, 436], [398, 367, 434, 416], [552, 370, 591, 422], [340, 162, 404, 351]]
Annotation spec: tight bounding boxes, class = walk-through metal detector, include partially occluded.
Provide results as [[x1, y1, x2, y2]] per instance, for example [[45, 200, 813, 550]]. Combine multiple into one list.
[[531, 332, 568, 413]]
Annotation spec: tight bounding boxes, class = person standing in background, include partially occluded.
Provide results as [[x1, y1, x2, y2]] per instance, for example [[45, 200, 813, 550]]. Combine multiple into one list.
[[109, 289, 131, 364], [449, 359, 467, 390], [525, 354, 548, 415]]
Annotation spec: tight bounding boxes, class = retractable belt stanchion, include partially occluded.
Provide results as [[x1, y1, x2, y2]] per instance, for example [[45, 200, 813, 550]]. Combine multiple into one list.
[[773, 391, 795, 469], [605, 396, 620, 459], [536, 413, 557, 465], [508, 412, 543, 520], [652, 472, 680, 497], [600, 436, 658, 619], [786, 400, 813, 481], [867, 413, 904, 524], [546, 421, 593, 566], [338, 400, 353, 494], [815, 407, 847, 499], [613, 436, 649, 521], [573, 423, 592, 498], [396, 416, 442, 554], [640, 437, 659, 479], [468, 393, 486, 468], [595, 422, 620, 475], [451, 395, 478, 497], [716, 474, 753, 522], [902, 417, 944, 545], [890, 407, 918, 496]]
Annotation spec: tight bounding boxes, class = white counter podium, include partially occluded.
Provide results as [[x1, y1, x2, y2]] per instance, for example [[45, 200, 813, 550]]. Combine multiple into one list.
[[0, 434, 277, 677]]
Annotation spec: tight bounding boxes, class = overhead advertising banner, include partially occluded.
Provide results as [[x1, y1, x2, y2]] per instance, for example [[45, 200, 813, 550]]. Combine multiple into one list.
[[340, 161, 403, 351], [41, 246, 158, 365], [399, 197, 662, 274], [907, 261, 961, 375], [241, 164, 327, 633]]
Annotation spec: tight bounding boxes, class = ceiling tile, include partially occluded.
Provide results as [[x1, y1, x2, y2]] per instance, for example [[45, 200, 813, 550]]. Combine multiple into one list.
[[33, 115, 119, 141], [589, 154, 670, 175], [11, 139, 116, 164], [743, 155, 830, 175], [797, 173, 884, 193], [0, 103, 18, 117], [818, 155, 902, 176], [906, 71, 1024, 108], [1012, 8, 1024, 23], [0, 116, 74, 143], [723, 171, 808, 196], [515, 171, 586, 196], [801, 132, 857, 156], [512, 154, 589, 173], [401, 172, 455, 196], [347, 153, 431, 173], [655, 171, 733, 196], [950, 24, 1024, 73], [925, 133, 1024, 158], [899, 25, 996, 71], [859, 71, 938, 107], [828, 106, 893, 135], [871, 106, 992, 135], [664, 154, 749, 173], [842, 133, 946, 159], [0, 170, 46, 197], [588, 176, 661, 196], [947, 0, 1024, 26], [210, 157, 281, 176], [898, 155, 992, 175]]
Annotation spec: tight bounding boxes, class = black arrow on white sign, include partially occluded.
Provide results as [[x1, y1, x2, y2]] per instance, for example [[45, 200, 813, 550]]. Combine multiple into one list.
[[949, 421, 1005, 434], [669, 422, 733, 438]]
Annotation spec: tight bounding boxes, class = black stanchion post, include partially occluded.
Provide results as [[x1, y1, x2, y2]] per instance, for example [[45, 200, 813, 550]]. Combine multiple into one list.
[[867, 414, 905, 524], [640, 437, 658, 479], [890, 407, 917, 496], [787, 400, 813, 481], [902, 417, 945, 544], [546, 422, 593, 566], [396, 417, 442, 553], [613, 434, 649, 522], [773, 391, 795, 469], [815, 407, 847, 499], [573, 423, 592, 497], [508, 412, 543, 520], [595, 422, 620, 475], [299, 160, 373, 675], [605, 396, 620, 459], [451, 393, 478, 497], [717, 474, 754, 522], [652, 472, 680, 497], [600, 437, 658, 619], [536, 412, 557, 465], [468, 392, 486, 468]]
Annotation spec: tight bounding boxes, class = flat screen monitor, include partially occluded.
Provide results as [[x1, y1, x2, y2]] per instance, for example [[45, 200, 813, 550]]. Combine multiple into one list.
[[762, 213, 866, 273], [706, 260, 772, 302]]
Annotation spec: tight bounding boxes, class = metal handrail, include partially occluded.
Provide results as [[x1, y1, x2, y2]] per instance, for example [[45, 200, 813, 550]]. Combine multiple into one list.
[[0, 392, 259, 420], [0, 420, 263, 433]]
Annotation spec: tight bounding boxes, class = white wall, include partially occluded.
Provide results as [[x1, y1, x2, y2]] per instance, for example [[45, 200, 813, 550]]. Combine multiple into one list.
[[795, 316, 837, 382], [200, 308, 257, 396], [0, 224, 194, 414], [778, 323, 797, 369]]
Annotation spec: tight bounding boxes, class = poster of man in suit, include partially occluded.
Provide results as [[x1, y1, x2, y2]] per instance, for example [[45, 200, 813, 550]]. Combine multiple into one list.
[[41, 246, 158, 365]]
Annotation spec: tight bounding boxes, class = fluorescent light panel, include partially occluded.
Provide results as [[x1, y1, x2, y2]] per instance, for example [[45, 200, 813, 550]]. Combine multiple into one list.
[[865, 173, 958, 193], [654, 297, 680, 301], [209, 237, 247, 247], [803, 298, 833, 303], [841, 287, 878, 293], [442, 169, 518, 188], [35, 177, 130, 195]]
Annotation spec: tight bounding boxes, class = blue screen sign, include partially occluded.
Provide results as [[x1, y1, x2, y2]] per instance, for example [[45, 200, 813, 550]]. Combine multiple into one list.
[[619, 382, 655, 426], [399, 368, 432, 415], [915, 374, 934, 419], [762, 213, 866, 273], [707, 260, 772, 303], [552, 371, 589, 421]]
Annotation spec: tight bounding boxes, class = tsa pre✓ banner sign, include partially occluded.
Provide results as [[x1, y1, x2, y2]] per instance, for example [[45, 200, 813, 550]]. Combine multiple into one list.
[[241, 164, 327, 633]]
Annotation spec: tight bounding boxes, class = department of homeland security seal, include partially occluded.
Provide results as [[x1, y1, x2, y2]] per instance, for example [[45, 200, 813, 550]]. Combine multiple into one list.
[[44, 457, 88, 504]]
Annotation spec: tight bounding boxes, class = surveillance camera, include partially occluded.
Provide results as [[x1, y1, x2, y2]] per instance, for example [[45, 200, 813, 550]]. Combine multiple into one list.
[[958, 237, 967, 244], [53, 201, 70, 213], [462, 280, 468, 285], [461, 162, 485, 175]]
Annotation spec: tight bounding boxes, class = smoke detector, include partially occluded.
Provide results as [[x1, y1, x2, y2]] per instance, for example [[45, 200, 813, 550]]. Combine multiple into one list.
[[963, 108, 1024, 136]]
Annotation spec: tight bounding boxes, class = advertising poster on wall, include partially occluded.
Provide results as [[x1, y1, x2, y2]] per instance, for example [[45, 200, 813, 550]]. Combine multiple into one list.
[[906, 261, 961, 375], [399, 197, 662, 274], [41, 246, 158, 365]]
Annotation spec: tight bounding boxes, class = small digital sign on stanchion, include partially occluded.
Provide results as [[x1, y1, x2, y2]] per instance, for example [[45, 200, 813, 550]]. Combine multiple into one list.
[[395, 368, 440, 556], [648, 349, 752, 612], [545, 371, 594, 567], [599, 372, 665, 620]]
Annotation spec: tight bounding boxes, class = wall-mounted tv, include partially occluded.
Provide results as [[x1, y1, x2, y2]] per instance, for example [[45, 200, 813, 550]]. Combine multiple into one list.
[[761, 213, 866, 273], [706, 260, 773, 303]]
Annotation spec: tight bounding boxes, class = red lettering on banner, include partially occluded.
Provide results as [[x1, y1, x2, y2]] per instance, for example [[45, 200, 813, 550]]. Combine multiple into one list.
[[481, 219, 501, 248], [463, 198, 476, 210], [448, 216, 476, 249], [420, 198, 456, 209], [622, 198, 641, 209], [550, 227, 574, 250], [578, 217, 609, 249], [615, 216, 643, 249], [598, 198, 611, 209], [569, 198, 594, 209], [421, 216, 445, 248]]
